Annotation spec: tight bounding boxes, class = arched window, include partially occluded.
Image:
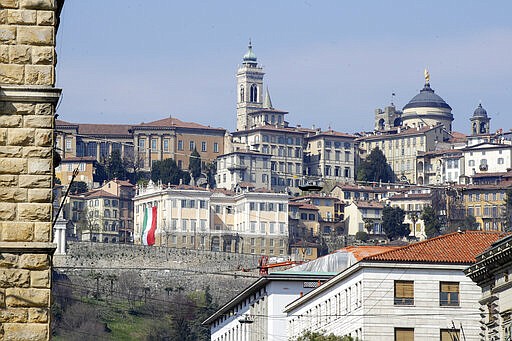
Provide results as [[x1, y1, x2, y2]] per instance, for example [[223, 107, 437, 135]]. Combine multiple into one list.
[[480, 122, 487, 134], [250, 84, 258, 102], [473, 122, 477, 134], [239, 85, 245, 102], [378, 118, 385, 130]]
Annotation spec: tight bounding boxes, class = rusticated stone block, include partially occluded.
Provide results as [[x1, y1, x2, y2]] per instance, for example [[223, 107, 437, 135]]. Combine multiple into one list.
[[33, 222, 50, 242], [0, 175, 17, 187], [3, 323, 48, 341], [0, 25, 16, 43], [0, 10, 6, 24], [5, 288, 49, 307], [0, 202, 16, 220], [0, 146, 22, 157], [0, 222, 33, 241], [0, 188, 27, 202], [36, 10, 53, 26], [27, 188, 50, 202], [22, 146, 51, 158], [34, 103, 51, 115], [0, 269, 30, 288], [31, 45, 52, 64], [29, 270, 49, 288], [8, 44, 31, 63], [18, 203, 51, 221], [0, 308, 28, 323], [7, 9, 36, 25], [0, 63, 24, 84], [23, 115, 52, 128], [19, 254, 48, 270], [18, 174, 50, 188], [0, 0, 19, 9], [27, 158, 51, 174], [20, 0, 54, 10], [34, 128, 52, 146], [0, 254, 18, 268], [0, 114, 22, 127], [0, 288, 5, 308], [0, 158, 26, 174], [0, 128, 7, 145], [25, 64, 52, 85], [0, 44, 9, 62], [12, 102, 35, 115], [16, 26, 53, 45], [7, 128, 35, 145], [28, 307, 47, 323]]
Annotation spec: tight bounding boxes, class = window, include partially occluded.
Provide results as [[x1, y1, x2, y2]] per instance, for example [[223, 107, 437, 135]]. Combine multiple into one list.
[[65, 138, 72, 151], [440, 329, 460, 341], [498, 157, 505, 165], [138, 139, 145, 149], [201, 141, 207, 152], [394, 280, 414, 305], [440, 282, 459, 306], [163, 139, 169, 151], [151, 139, 157, 150], [189, 141, 195, 151], [213, 142, 219, 153], [395, 328, 414, 341], [177, 140, 183, 151]]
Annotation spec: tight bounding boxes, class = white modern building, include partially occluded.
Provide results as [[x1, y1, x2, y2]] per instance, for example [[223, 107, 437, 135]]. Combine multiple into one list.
[[463, 142, 512, 178], [215, 150, 272, 191], [285, 231, 505, 341]]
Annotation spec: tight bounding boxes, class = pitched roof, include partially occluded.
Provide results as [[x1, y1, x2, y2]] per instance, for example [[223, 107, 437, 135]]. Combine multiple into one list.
[[135, 117, 225, 131], [364, 231, 508, 265], [340, 246, 399, 261], [353, 201, 384, 209], [356, 124, 442, 141], [306, 130, 357, 139], [78, 123, 132, 136]]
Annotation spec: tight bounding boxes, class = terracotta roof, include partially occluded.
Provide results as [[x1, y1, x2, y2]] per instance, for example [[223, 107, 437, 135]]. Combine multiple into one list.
[[417, 149, 463, 157], [135, 117, 225, 131], [55, 119, 78, 127], [83, 189, 118, 199], [291, 195, 336, 201], [364, 231, 509, 265], [388, 193, 432, 201], [112, 179, 134, 187], [353, 201, 384, 209], [306, 130, 357, 139], [471, 171, 509, 178], [339, 246, 400, 261], [448, 131, 468, 143], [333, 184, 388, 192], [289, 202, 319, 210], [237, 182, 255, 188]]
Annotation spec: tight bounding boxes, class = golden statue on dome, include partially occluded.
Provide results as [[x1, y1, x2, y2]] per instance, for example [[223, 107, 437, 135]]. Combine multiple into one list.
[[424, 68, 430, 84]]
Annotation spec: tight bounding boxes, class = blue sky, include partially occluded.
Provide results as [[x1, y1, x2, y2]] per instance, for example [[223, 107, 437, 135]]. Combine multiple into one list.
[[56, 1, 512, 134]]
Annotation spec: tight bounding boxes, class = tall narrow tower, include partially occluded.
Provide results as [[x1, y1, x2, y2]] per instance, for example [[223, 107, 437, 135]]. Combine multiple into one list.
[[236, 41, 265, 131], [470, 103, 491, 135]]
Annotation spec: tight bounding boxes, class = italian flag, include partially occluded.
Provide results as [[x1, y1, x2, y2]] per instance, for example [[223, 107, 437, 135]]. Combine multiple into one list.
[[142, 206, 157, 246]]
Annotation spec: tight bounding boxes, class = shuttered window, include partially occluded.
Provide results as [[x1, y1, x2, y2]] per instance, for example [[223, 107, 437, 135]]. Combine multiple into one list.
[[395, 328, 414, 341], [394, 281, 414, 305], [440, 329, 460, 341], [440, 282, 459, 306]]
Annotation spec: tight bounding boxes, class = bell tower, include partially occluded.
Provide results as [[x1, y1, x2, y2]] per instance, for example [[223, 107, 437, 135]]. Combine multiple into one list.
[[236, 41, 264, 131], [470, 103, 491, 135]]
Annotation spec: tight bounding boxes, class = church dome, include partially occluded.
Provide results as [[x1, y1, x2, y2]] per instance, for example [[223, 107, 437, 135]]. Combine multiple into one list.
[[473, 103, 488, 118], [243, 42, 257, 63], [403, 83, 452, 111]]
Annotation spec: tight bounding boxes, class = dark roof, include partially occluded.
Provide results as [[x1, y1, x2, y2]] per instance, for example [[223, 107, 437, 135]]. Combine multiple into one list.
[[403, 83, 452, 111], [473, 103, 488, 118]]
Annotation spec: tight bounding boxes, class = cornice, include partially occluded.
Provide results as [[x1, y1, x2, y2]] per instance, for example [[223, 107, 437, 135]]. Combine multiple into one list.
[[0, 85, 62, 105]]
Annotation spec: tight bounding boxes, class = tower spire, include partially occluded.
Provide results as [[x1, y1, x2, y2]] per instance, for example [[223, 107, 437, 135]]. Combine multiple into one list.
[[263, 87, 273, 109]]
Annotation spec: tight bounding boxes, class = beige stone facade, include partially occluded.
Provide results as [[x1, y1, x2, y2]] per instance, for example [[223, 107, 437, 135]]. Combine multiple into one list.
[[0, 0, 63, 339]]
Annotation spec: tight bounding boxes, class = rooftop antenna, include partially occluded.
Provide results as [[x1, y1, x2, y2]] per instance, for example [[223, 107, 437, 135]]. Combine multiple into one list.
[[391, 92, 396, 106]]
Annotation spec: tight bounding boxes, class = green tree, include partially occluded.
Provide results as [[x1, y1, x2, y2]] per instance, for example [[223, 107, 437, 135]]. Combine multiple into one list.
[[69, 181, 88, 194], [189, 148, 202, 182], [462, 215, 479, 230], [382, 206, 410, 240], [105, 150, 129, 180], [355, 231, 368, 242], [204, 161, 217, 188], [296, 330, 355, 341], [421, 205, 442, 238], [356, 147, 393, 183], [151, 158, 190, 185]]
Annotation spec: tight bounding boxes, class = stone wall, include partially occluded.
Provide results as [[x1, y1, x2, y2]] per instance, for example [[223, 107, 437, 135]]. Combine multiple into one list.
[[54, 242, 261, 304], [0, 0, 63, 339]]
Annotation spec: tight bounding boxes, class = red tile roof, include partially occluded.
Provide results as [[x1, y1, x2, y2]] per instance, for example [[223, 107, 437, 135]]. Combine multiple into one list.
[[135, 117, 225, 131], [364, 231, 508, 265], [61, 156, 97, 162], [307, 130, 357, 139], [339, 246, 400, 261], [353, 201, 384, 209], [78, 123, 132, 136], [356, 124, 442, 141], [82, 189, 119, 199]]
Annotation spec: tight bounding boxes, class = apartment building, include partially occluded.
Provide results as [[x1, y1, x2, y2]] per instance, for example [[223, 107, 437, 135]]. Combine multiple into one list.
[[133, 181, 290, 255], [215, 150, 272, 190]]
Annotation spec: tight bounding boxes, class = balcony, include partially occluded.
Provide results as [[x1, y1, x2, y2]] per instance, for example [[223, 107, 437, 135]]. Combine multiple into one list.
[[227, 164, 247, 171]]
